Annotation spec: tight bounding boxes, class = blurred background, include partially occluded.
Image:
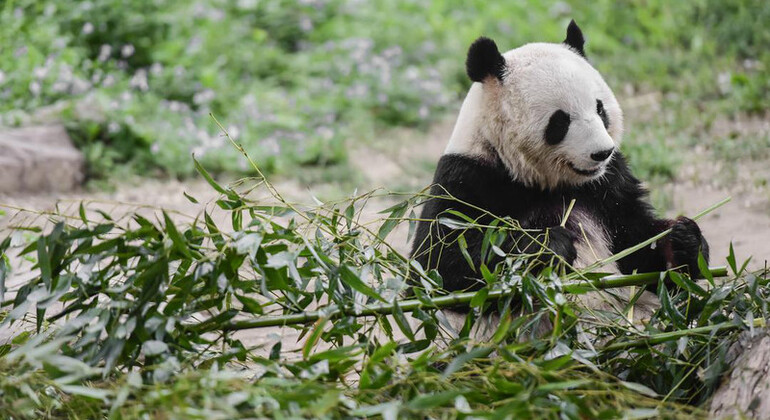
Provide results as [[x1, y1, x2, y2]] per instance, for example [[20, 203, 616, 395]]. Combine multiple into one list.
[[0, 0, 768, 263]]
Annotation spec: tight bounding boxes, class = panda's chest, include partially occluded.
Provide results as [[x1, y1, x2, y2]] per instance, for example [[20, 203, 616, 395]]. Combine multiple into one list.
[[517, 198, 617, 273], [565, 209, 616, 272]]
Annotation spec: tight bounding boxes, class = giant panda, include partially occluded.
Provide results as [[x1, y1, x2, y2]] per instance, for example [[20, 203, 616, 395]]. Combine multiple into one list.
[[409, 21, 709, 329]]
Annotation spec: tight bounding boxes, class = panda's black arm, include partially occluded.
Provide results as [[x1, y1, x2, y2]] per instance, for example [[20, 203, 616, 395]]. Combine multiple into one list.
[[410, 154, 520, 292], [410, 192, 500, 292], [601, 154, 709, 276]]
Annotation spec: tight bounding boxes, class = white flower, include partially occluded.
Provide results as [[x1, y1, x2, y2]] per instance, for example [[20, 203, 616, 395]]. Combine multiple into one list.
[[98, 44, 112, 62], [191, 145, 206, 157], [102, 74, 116, 87], [129, 69, 149, 91], [121, 44, 135, 58], [150, 62, 164, 75], [29, 81, 41, 96], [237, 0, 257, 9], [299, 16, 313, 32], [33, 66, 48, 79], [82, 22, 94, 35], [228, 125, 241, 140], [192, 89, 215, 105], [418, 106, 429, 119]]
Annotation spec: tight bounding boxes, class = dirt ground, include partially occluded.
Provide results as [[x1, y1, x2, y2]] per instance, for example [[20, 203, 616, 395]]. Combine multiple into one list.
[[1, 114, 768, 269]]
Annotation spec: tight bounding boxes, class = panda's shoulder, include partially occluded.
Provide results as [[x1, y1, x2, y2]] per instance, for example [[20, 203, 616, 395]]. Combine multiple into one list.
[[433, 153, 509, 185], [430, 153, 525, 199]]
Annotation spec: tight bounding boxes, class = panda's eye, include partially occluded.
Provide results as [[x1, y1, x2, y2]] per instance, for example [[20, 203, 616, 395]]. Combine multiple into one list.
[[545, 109, 571, 145], [597, 99, 609, 129]]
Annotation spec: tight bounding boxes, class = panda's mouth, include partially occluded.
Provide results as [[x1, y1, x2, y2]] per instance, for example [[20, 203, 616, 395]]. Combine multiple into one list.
[[568, 162, 601, 177]]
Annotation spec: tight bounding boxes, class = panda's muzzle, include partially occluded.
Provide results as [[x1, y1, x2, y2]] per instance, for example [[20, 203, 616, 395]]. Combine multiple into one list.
[[568, 162, 601, 176]]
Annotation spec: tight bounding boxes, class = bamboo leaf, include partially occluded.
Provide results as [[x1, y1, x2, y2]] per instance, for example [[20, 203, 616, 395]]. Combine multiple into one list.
[[303, 317, 329, 360], [339, 265, 384, 302], [392, 301, 414, 341]]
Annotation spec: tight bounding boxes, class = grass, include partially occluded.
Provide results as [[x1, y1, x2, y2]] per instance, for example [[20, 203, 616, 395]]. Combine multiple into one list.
[[0, 135, 766, 418], [0, 0, 768, 188]]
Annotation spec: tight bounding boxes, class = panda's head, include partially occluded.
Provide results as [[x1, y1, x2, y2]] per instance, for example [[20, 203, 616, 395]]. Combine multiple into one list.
[[446, 20, 623, 190]]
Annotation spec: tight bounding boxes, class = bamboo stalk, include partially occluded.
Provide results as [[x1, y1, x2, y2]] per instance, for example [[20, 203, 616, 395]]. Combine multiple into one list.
[[581, 197, 730, 272], [213, 266, 728, 332], [602, 317, 765, 352]]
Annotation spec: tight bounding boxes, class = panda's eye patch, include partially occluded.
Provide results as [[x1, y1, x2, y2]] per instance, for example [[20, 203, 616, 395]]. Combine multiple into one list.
[[545, 109, 571, 145], [597, 99, 609, 129]]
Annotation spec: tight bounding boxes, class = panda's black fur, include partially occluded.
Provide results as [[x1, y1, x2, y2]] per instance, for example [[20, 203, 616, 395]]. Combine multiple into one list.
[[409, 21, 709, 295], [411, 150, 709, 293]]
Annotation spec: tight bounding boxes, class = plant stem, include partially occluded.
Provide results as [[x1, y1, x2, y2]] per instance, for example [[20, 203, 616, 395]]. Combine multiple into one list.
[[602, 317, 764, 352], [214, 266, 728, 332]]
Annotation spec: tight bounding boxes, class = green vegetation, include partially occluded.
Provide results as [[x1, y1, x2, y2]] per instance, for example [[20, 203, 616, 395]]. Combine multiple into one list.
[[1, 2, 769, 416], [0, 143, 765, 418], [1, 0, 768, 183]]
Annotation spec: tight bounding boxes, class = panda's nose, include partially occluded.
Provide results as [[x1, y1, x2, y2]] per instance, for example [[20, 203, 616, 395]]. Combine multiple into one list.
[[590, 148, 614, 162]]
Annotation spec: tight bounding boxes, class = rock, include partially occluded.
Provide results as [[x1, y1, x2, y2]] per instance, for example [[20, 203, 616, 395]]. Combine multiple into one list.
[[710, 330, 770, 419], [0, 124, 84, 193]]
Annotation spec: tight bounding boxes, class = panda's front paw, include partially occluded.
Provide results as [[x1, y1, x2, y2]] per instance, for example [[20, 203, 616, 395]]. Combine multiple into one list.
[[543, 226, 578, 265], [668, 216, 709, 277]]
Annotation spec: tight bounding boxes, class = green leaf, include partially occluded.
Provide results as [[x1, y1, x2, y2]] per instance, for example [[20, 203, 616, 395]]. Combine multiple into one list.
[[0, 253, 7, 303], [668, 271, 707, 297], [368, 341, 398, 364], [392, 301, 414, 341], [163, 211, 191, 258], [536, 379, 591, 392], [235, 294, 264, 314], [78, 203, 88, 225], [344, 203, 355, 229], [338, 265, 384, 302], [303, 317, 329, 360], [37, 237, 51, 287], [480, 264, 496, 284], [194, 156, 228, 195], [442, 347, 493, 378], [407, 391, 463, 410], [377, 202, 407, 240], [470, 287, 489, 308], [658, 282, 686, 329], [457, 234, 476, 272], [727, 242, 737, 275], [183, 191, 199, 203], [269, 342, 282, 361], [620, 380, 659, 397], [58, 385, 111, 401], [491, 311, 513, 343], [698, 252, 713, 286], [142, 340, 168, 356]]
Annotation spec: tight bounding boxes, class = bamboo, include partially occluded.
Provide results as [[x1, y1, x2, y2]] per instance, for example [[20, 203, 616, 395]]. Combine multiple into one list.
[[214, 266, 728, 332], [602, 317, 765, 352]]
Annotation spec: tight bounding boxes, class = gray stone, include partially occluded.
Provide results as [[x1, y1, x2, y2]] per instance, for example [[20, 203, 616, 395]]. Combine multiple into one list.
[[0, 124, 84, 193], [710, 329, 770, 419]]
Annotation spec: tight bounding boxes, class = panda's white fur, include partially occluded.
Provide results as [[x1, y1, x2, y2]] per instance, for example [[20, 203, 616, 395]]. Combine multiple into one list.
[[446, 42, 623, 190]]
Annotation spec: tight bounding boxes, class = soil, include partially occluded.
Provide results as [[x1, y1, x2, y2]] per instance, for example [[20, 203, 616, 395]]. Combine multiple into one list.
[[1, 113, 768, 270]]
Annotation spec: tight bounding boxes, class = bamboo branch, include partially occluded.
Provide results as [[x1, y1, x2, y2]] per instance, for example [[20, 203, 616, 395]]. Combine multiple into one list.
[[602, 316, 765, 352], [212, 266, 728, 332]]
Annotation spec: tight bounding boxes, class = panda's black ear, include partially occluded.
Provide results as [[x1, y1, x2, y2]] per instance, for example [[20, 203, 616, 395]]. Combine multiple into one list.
[[563, 19, 586, 57], [466, 37, 506, 83]]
